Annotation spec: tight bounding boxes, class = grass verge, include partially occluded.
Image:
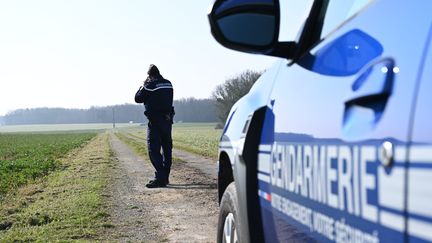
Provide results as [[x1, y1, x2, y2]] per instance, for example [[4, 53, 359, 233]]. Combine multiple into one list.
[[115, 132, 186, 165], [115, 132, 150, 161], [118, 124, 221, 159], [0, 133, 114, 241]]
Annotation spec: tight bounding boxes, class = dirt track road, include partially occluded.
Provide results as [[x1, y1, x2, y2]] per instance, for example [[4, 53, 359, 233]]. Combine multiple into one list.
[[106, 134, 218, 242]]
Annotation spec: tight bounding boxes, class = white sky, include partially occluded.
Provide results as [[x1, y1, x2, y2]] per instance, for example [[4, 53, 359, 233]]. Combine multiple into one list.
[[0, 0, 278, 116]]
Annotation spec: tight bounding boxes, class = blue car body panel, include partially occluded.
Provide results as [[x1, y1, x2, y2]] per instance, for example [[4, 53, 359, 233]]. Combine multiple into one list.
[[255, 1, 432, 242], [407, 24, 432, 243], [218, 62, 282, 242], [215, 0, 432, 242]]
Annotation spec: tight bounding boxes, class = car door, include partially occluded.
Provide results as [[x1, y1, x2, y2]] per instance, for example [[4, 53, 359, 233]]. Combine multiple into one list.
[[257, 0, 432, 242], [407, 30, 432, 242]]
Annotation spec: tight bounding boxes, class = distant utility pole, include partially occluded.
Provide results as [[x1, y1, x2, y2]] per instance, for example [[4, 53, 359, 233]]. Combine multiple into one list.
[[112, 107, 116, 129]]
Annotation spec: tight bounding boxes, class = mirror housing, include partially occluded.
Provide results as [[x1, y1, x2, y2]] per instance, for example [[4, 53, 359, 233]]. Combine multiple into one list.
[[208, 0, 296, 58]]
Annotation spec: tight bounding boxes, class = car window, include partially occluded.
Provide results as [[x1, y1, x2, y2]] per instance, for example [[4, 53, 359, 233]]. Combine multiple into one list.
[[279, 0, 314, 42], [321, 0, 374, 39]]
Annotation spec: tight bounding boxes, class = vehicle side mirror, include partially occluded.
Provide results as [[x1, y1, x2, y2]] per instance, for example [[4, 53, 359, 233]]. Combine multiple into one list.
[[208, 0, 296, 58]]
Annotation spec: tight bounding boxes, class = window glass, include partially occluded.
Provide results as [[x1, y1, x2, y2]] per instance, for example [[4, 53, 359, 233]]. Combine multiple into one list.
[[279, 0, 313, 41], [321, 0, 374, 38], [218, 13, 276, 46]]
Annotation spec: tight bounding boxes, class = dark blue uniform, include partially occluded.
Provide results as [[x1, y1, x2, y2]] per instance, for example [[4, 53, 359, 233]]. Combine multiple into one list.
[[135, 74, 174, 184]]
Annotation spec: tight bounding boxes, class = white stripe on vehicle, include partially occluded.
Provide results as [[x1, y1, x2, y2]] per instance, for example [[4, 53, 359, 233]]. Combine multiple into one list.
[[408, 218, 432, 241], [394, 146, 407, 162], [258, 153, 271, 174], [408, 168, 432, 218], [409, 146, 432, 163], [378, 167, 404, 210], [258, 173, 270, 183], [380, 211, 404, 231], [259, 144, 272, 152]]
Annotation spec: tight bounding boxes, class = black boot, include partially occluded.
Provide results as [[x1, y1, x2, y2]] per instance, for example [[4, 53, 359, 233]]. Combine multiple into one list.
[[146, 179, 166, 188]]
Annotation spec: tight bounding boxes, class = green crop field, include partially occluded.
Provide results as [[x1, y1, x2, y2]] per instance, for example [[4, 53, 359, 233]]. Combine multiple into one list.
[[121, 123, 222, 159], [0, 134, 113, 241], [172, 123, 221, 158], [0, 133, 96, 197]]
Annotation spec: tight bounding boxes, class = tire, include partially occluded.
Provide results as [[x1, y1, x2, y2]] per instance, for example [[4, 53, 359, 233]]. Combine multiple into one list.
[[217, 182, 241, 243]]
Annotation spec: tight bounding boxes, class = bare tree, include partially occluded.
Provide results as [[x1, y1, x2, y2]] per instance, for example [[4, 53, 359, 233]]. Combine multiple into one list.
[[212, 70, 263, 125]]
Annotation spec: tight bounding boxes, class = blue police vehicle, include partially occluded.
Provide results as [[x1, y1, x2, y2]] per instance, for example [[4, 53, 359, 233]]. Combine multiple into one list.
[[208, 0, 432, 242]]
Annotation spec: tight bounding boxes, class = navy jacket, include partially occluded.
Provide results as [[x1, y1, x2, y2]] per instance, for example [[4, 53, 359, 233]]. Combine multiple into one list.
[[135, 75, 174, 118]]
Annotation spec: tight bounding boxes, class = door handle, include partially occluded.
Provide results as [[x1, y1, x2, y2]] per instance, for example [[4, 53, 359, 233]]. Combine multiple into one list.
[[342, 58, 396, 138]]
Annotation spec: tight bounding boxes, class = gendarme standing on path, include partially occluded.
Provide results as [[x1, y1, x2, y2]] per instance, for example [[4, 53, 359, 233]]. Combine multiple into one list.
[[135, 64, 174, 188]]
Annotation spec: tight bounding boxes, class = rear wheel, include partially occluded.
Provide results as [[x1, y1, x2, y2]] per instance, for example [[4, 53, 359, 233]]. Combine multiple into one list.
[[217, 182, 241, 243]]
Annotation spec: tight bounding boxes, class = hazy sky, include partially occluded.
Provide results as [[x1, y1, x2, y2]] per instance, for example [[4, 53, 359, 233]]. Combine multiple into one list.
[[0, 0, 278, 116]]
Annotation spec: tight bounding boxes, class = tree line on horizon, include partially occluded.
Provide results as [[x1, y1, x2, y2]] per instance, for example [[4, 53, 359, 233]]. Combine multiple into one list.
[[0, 98, 217, 125], [0, 70, 263, 126]]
